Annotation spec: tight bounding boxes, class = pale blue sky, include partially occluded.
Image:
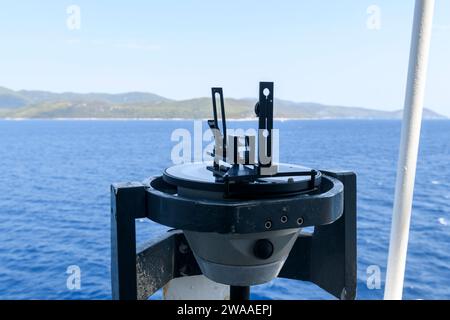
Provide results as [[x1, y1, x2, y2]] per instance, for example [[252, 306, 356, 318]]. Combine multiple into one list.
[[0, 1, 449, 115]]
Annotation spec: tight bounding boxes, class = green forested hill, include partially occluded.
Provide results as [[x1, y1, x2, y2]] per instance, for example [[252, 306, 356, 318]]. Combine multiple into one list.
[[0, 87, 445, 119]]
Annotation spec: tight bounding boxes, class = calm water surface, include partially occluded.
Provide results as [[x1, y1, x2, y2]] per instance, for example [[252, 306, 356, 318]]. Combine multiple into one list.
[[0, 120, 449, 299]]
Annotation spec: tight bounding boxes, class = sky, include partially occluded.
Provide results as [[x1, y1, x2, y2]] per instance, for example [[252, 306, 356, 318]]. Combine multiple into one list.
[[0, 0, 449, 116]]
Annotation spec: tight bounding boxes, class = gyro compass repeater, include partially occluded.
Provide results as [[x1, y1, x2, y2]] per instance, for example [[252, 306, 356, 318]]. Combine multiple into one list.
[[110, 82, 357, 300]]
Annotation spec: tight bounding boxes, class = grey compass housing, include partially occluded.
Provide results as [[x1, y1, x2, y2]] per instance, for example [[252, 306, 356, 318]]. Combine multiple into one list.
[[145, 82, 344, 286]]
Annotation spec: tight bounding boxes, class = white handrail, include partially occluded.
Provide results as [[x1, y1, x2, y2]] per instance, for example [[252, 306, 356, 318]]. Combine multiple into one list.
[[384, 0, 435, 300]]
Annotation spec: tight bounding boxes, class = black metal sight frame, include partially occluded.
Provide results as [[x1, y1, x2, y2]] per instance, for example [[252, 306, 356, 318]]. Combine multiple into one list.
[[207, 83, 318, 190]]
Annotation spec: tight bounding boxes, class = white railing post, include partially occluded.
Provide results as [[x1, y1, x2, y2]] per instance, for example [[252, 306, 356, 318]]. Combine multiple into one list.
[[384, 0, 435, 300]]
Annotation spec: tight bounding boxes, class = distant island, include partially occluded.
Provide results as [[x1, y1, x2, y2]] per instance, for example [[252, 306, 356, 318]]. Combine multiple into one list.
[[0, 86, 446, 120]]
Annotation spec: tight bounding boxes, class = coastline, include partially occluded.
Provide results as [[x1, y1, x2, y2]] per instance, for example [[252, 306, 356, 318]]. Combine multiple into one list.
[[0, 117, 447, 121]]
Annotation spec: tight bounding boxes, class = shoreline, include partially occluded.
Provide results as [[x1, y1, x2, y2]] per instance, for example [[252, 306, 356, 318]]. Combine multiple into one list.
[[0, 117, 447, 121]]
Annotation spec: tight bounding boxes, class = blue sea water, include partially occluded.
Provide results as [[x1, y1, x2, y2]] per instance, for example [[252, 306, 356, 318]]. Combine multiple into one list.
[[0, 119, 449, 300]]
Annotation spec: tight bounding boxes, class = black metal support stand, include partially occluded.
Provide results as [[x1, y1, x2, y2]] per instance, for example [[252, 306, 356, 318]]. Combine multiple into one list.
[[110, 171, 357, 300], [111, 182, 147, 300], [230, 286, 250, 301], [278, 171, 357, 299]]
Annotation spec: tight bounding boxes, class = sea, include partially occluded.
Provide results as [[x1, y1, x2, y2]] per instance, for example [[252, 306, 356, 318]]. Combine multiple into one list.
[[0, 119, 449, 300]]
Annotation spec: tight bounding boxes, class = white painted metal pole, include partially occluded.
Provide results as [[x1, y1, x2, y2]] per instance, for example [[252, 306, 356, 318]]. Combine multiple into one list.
[[384, 0, 435, 300]]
